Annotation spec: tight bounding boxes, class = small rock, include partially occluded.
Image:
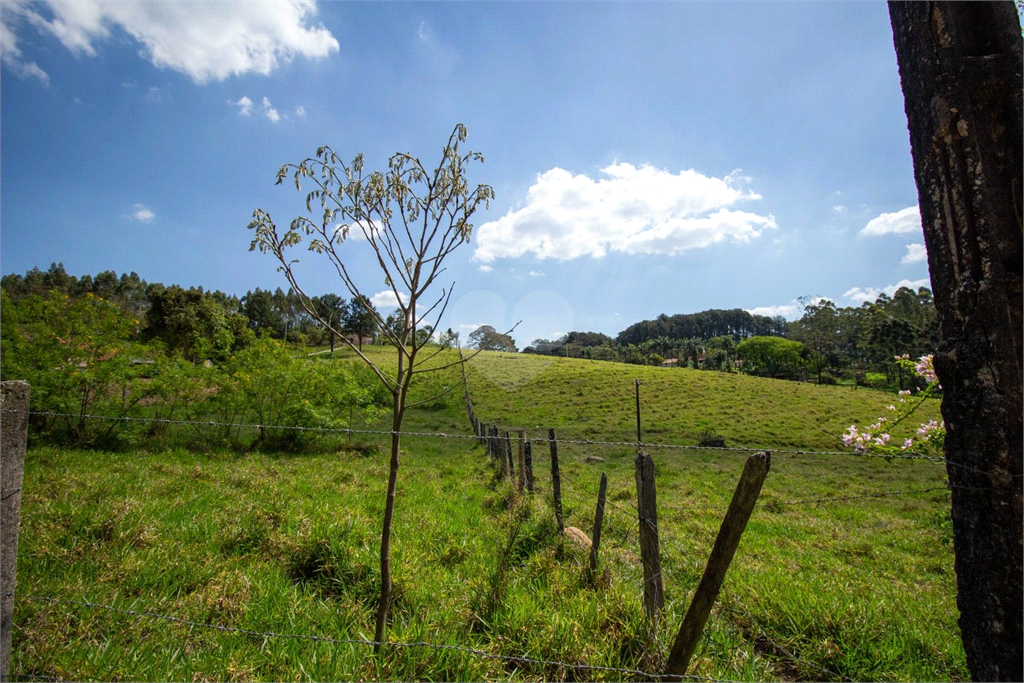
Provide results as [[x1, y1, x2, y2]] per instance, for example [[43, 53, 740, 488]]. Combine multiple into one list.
[[564, 526, 592, 549], [584, 455, 605, 463]]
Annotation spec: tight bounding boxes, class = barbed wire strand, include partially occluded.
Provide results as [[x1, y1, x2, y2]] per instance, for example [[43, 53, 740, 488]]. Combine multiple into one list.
[[12, 593, 748, 683], [1, 408, 956, 465], [770, 486, 950, 508]]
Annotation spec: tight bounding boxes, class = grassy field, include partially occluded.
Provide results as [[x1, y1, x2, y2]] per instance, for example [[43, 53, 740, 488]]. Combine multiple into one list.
[[10, 347, 963, 681]]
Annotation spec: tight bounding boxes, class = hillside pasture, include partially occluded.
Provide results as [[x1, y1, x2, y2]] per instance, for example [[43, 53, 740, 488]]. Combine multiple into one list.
[[8, 348, 961, 681]]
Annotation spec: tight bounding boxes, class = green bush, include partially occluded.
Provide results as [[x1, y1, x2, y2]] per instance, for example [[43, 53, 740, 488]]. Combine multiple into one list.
[[212, 338, 388, 451], [1, 289, 155, 445]]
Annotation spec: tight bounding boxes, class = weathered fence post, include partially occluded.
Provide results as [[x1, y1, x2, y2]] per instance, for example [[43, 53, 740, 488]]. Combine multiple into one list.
[[589, 472, 608, 582], [1, 381, 29, 683], [524, 441, 534, 493], [635, 450, 664, 624], [495, 427, 508, 477], [504, 431, 515, 480], [517, 430, 527, 493], [549, 428, 564, 533], [663, 451, 772, 681]]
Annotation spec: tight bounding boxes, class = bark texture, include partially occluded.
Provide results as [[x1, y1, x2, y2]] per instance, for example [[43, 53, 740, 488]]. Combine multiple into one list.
[[889, 3, 1022, 680]]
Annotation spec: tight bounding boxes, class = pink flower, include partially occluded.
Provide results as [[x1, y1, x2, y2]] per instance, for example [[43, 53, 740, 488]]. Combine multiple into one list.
[[915, 355, 938, 384], [902, 438, 914, 450]]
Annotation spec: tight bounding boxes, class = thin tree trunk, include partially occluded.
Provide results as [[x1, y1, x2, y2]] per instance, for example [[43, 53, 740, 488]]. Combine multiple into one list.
[[889, 3, 1022, 679], [374, 394, 404, 652]]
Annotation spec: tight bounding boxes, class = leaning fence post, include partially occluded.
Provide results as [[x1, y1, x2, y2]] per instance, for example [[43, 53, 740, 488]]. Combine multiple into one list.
[[524, 441, 534, 493], [1, 381, 29, 683], [589, 472, 608, 582], [635, 450, 664, 624], [549, 429, 564, 533], [663, 451, 772, 681]]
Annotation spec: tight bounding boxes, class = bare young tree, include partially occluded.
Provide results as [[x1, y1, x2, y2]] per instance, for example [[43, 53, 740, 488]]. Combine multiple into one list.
[[248, 124, 495, 649]]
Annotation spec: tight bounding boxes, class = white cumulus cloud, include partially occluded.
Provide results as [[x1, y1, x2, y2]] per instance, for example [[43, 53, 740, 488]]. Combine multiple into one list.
[[1, 0, 339, 84], [860, 205, 921, 236], [902, 243, 927, 264], [262, 96, 281, 122], [230, 95, 253, 116], [473, 163, 775, 262], [0, 2, 50, 84], [369, 290, 407, 309], [843, 278, 930, 305], [295, 104, 306, 118]]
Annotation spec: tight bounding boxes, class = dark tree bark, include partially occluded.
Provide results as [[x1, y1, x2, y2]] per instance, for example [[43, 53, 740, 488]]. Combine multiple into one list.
[[888, 3, 1022, 680]]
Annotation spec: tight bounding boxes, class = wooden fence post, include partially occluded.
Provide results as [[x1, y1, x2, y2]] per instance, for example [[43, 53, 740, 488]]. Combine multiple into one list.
[[496, 428, 508, 477], [549, 429, 564, 534], [589, 472, 608, 582], [1, 381, 29, 683], [524, 441, 534, 493], [635, 450, 664, 624], [517, 430, 526, 493], [663, 451, 772, 681], [504, 431, 515, 480]]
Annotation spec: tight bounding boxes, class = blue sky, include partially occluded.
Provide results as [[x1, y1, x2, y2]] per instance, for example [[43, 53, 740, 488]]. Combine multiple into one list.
[[1, 1, 940, 346]]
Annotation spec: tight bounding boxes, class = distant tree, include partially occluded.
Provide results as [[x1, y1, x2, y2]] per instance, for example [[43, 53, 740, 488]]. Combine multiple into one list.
[[342, 295, 378, 350], [468, 325, 518, 352], [436, 328, 459, 348], [143, 285, 241, 362], [311, 293, 346, 352], [241, 288, 283, 337], [249, 123, 496, 649], [415, 325, 435, 347], [790, 299, 840, 384], [735, 336, 804, 379]]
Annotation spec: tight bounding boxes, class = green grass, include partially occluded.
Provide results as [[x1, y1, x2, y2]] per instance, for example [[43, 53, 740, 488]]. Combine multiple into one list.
[[10, 348, 963, 681]]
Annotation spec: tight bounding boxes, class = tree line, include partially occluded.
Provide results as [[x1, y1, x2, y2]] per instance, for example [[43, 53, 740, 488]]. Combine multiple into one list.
[[0, 263, 395, 361], [522, 288, 938, 390], [2, 263, 938, 390]]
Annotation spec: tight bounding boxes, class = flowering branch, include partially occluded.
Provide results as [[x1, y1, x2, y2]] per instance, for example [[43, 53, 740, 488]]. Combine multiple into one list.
[[842, 355, 944, 457]]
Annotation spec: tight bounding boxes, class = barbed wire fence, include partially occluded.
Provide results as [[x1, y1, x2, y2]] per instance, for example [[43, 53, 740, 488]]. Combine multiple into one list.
[[0, 369, 972, 683]]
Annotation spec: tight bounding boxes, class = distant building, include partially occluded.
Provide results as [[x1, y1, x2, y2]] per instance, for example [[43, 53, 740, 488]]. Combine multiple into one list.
[[344, 334, 374, 347]]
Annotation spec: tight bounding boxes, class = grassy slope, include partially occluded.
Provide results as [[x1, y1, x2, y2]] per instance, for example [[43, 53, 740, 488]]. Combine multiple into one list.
[[11, 347, 963, 681]]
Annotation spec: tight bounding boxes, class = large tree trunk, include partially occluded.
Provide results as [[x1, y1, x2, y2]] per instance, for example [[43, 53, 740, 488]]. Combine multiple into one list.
[[888, 3, 1022, 680]]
